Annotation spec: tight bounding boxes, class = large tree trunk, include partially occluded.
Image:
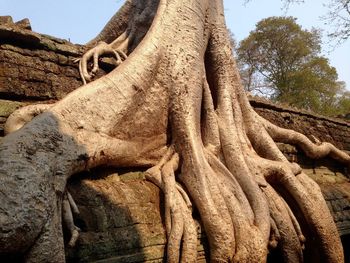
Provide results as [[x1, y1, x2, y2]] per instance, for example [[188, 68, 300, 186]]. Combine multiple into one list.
[[0, 0, 349, 262]]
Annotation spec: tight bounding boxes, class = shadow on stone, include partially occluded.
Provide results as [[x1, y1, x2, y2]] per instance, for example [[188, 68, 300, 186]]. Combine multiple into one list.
[[65, 168, 167, 262]]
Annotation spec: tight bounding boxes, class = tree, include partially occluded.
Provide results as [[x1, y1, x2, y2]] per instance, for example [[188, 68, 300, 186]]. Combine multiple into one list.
[[281, 56, 345, 115], [229, 31, 268, 95], [282, 0, 350, 43], [324, 0, 350, 43], [0, 0, 349, 262], [237, 16, 345, 115], [335, 87, 350, 117]]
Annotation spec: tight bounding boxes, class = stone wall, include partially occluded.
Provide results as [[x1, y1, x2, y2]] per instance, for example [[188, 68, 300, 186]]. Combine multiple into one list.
[[1, 21, 350, 262], [66, 170, 209, 263]]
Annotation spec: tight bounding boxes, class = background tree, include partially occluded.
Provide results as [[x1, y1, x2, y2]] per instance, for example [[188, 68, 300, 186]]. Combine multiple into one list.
[[237, 16, 347, 116], [282, 57, 349, 115], [230, 31, 269, 95], [282, 0, 350, 43], [336, 86, 350, 117], [324, 0, 350, 43]]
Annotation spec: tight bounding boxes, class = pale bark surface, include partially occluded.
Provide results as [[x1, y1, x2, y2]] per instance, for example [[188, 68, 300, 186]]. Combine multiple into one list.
[[0, 0, 349, 262]]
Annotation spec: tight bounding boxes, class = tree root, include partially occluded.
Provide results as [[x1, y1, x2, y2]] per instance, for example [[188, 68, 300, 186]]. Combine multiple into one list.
[[62, 191, 80, 247], [76, 0, 158, 85], [4, 111, 79, 251], [74, 41, 128, 85], [259, 114, 350, 164], [86, 0, 133, 47], [4, 103, 82, 248], [262, 185, 304, 262], [268, 216, 280, 249], [1, 0, 348, 262], [4, 103, 53, 135], [145, 146, 197, 263]]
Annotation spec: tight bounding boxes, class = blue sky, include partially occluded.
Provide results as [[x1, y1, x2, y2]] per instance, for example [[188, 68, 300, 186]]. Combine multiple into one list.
[[1, 0, 349, 89]]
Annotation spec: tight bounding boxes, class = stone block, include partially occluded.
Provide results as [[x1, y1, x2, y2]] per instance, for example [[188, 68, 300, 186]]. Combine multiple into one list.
[[0, 99, 24, 117], [0, 16, 13, 24], [15, 18, 31, 30]]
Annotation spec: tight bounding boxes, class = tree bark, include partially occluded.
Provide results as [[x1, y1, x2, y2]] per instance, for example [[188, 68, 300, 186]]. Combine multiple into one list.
[[0, 0, 347, 262]]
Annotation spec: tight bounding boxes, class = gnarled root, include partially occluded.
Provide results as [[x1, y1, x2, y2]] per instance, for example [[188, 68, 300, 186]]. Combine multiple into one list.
[[75, 41, 128, 84], [76, 0, 159, 85], [262, 184, 304, 262], [4, 103, 53, 135], [259, 115, 350, 164], [62, 191, 80, 247], [233, 83, 346, 263], [145, 146, 197, 263], [252, 155, 344, 262], [223, 111, 345, 263], [205, 150, 268, 263]]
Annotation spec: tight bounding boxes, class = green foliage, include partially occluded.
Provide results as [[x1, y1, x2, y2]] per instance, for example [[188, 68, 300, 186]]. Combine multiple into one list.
[[237, 16, 349, 116], [336, 89, 350, 117]]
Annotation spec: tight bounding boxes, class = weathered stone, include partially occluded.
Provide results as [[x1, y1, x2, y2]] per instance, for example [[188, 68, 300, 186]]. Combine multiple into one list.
[[119, 171, 145, 181], [0, 16, 13, 25], [344, 211, 350, 220], [0, 24, 41, 45], [276, 143, 298, 154], [302, 168, 315, 177], [64, 168, 211, 262], [0, 45, 82, 100], [0, 99, 24, 117], [15, 18, 31, 30]]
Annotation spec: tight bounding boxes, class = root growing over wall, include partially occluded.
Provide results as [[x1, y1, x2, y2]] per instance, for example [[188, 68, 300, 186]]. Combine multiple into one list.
[[0, 0, 348, 262]]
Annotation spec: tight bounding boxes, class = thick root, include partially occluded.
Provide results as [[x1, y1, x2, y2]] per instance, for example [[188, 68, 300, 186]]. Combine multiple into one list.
[[260, 115, 350, 164], [234, 99, 346, 263], [179, 156, 235, 262], [262, 185, 304, 263], [217, 83, 271, 246], [280, 197, 306, 250], [268, 216, 280, 249], [4, 103, 53, 135], [272, 166, 343, 262], [145, 147, 197, 263]]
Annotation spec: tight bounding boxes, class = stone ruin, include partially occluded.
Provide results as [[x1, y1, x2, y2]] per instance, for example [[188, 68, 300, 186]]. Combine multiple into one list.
[[0, 17, 349, 262]]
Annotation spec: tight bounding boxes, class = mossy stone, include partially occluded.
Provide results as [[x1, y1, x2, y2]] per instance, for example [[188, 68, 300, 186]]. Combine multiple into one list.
[[0, 99, 24, 117]]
